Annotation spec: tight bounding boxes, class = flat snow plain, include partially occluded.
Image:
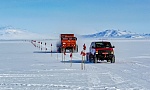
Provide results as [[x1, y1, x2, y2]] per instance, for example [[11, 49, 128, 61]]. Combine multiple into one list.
[[0, 38, 150, 90]]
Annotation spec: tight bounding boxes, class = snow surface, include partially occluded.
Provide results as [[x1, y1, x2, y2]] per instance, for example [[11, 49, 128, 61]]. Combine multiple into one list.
[[0, 38, 150, 90]]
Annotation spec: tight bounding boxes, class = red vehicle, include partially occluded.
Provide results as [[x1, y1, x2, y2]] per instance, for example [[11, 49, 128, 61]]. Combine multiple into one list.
[[56, 34, 78, 53], [86, 41, 115, 63]]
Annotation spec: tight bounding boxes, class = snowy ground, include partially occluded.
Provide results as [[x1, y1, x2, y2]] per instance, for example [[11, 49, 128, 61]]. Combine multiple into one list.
[[0, 39, 150, 90]]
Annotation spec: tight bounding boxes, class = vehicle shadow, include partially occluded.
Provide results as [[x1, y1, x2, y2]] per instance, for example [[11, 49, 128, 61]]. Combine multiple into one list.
[[61, 60, 108, 64], [33, 51, 58, 53], [61, 60, 89, 64], [33, 51, 77, 53]]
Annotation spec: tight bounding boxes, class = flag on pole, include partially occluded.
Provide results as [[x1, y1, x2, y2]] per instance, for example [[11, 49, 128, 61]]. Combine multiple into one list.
[[70, 53, 72, 58]]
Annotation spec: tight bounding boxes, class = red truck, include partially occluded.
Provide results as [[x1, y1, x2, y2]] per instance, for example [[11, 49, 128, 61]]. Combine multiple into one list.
[[56, 34, 78, 53], [86, 41, 115, 63]]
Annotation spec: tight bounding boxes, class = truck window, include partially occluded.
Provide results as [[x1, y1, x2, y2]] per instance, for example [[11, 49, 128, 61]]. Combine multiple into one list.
[[95, 42, 111, 48], [90, 42, 95, 48], [61, 37, 77, 40]]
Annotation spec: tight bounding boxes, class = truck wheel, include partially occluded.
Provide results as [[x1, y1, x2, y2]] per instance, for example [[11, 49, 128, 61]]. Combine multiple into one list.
[[111, 55, 115, 63], [60, 48, 63, 53], [93, 59, 95, 63], [77, 45, 78, 52], [62, 48, 65, 53], [86, 55, 89, 61], [93, 55, 97, 63], [89, 54, 92, 62], [74, 45, 78, 53], [89, 59, 92, 62], [70, 49, 73, 53], [57, 48, 61, 53], [93, 57, 97, 63]]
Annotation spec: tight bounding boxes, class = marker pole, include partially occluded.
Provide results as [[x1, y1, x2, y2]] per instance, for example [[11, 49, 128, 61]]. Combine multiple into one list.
[[70, 53, 72, 67], [41, 42, 42, 51], [51, 44, 52, 57]]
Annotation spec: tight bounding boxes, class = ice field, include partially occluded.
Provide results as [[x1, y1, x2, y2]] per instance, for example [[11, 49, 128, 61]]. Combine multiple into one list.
[[0, 39, 150, 90]]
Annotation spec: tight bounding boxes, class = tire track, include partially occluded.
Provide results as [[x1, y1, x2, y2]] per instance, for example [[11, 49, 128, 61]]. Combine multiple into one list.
[[92, 64, 148, 90]]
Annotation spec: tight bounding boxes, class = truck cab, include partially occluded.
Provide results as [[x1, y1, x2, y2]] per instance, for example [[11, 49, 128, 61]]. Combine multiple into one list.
[[87, 41, 115, 63]]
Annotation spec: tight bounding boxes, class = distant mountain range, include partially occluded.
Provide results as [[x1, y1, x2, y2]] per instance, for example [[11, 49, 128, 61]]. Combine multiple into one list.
[[1, 26, 150, 40], [82, 29, 150, 38], [0, 26, 53, 40]]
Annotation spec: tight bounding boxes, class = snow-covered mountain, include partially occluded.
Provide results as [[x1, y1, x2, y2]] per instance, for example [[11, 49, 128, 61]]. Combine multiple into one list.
[[1, 27, 149, 40], [0, 26, 55, 40], [82, 29, 150, 38]]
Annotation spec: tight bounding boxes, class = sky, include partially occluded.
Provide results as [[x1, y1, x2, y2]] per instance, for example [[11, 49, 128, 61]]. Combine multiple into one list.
[[0, 0, 150, 35]]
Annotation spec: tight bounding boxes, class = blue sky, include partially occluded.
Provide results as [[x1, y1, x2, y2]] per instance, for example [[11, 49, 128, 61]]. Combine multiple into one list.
[[0, 0, 150, 35]]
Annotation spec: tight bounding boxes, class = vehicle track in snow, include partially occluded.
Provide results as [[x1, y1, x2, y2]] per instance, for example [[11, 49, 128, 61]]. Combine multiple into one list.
[[89, 62, 149, 90], [71, 51, 149, 89]]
